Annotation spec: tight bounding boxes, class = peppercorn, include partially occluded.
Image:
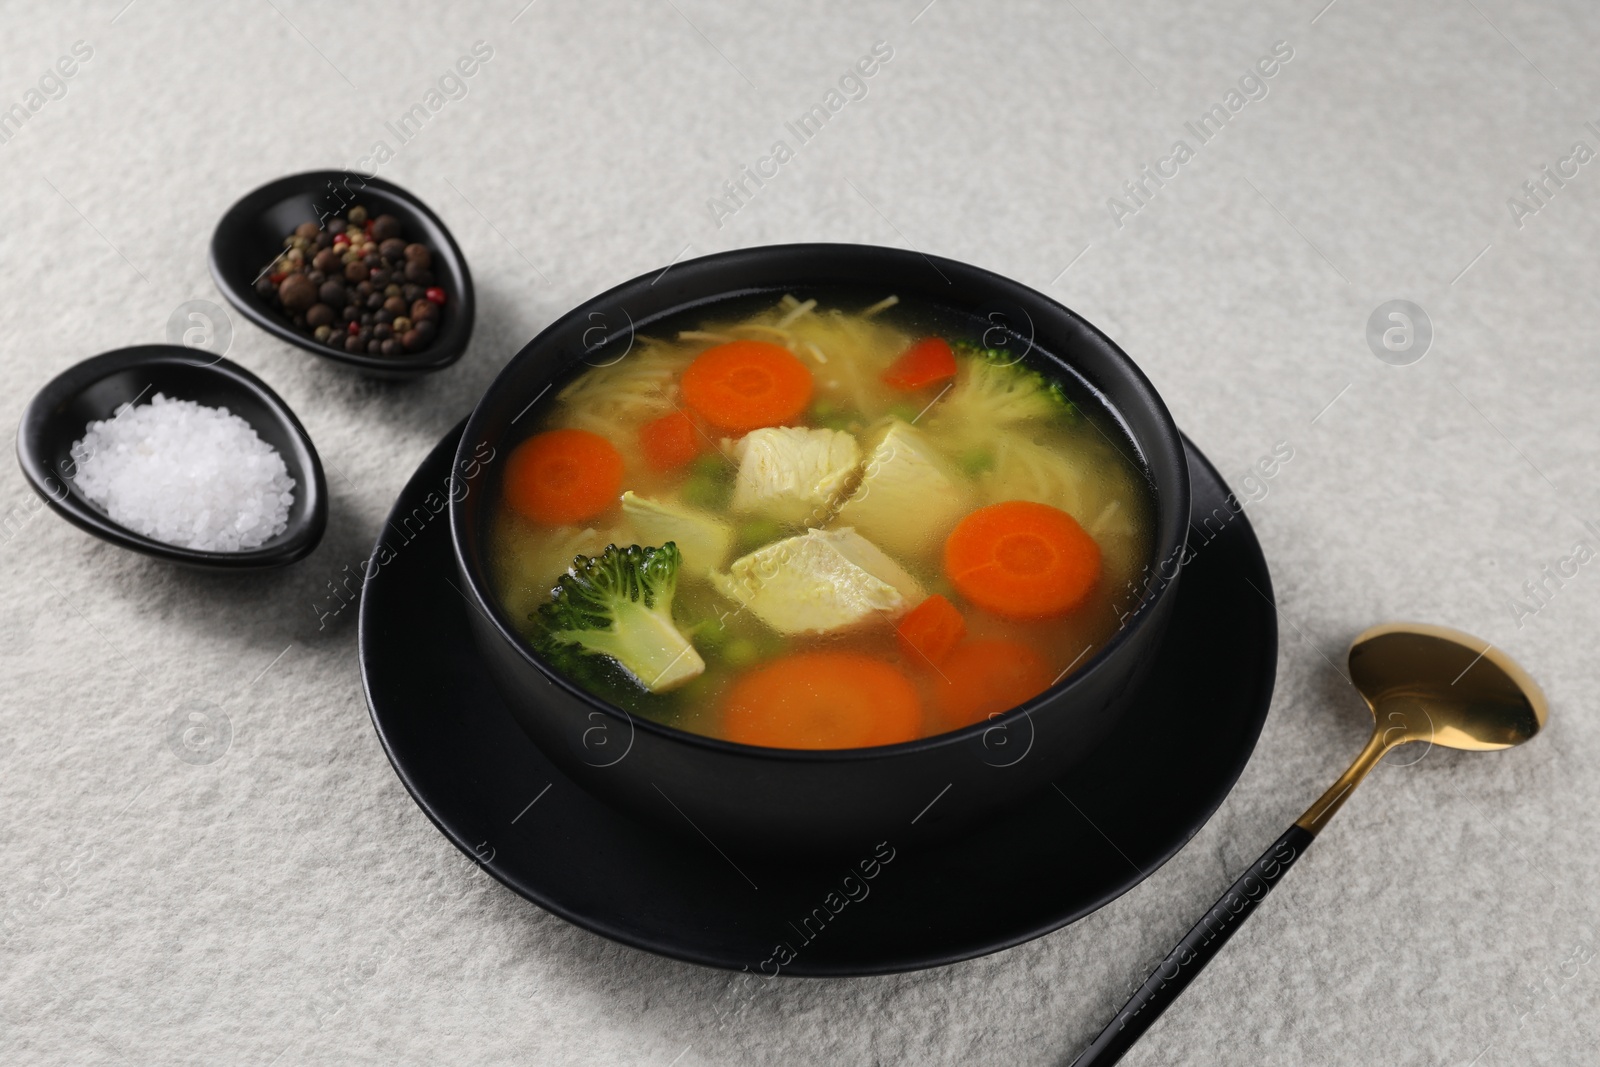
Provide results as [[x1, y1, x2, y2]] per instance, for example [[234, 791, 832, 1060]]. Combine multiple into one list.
[[264, 204, 446, 357], [278, 273, 317, 312]]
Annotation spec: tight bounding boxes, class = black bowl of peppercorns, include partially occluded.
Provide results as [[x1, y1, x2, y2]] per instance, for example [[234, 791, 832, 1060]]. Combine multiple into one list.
[[210, 172, 475, 378], [268, 209, 444, 358]]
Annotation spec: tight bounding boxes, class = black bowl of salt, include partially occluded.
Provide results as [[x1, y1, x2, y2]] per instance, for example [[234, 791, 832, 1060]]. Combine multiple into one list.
[[16, 345, 328, 570]]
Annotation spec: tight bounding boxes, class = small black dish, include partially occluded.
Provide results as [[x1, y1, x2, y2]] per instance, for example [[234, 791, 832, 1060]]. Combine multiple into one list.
[[361, 422, 1277, 975], [209, 170, 475, 379], [16, 345, 328, 570]]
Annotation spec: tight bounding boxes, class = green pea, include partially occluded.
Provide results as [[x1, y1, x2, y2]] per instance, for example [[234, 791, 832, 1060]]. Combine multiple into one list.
[[735, 517, 785, 553], [957, 448, 994, 477], [681, 454, 734, 509]]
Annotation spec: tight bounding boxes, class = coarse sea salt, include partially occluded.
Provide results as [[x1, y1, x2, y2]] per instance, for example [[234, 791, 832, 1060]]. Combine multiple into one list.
[[70, 393, 296, 552]]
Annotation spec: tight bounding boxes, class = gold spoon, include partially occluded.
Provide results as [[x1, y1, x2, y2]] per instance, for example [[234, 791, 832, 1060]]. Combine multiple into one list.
[[1070, 622, 1549, 1067]]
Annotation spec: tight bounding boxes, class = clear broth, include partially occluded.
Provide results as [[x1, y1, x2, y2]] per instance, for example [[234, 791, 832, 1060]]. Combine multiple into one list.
[[489, 292, 1154, 744]]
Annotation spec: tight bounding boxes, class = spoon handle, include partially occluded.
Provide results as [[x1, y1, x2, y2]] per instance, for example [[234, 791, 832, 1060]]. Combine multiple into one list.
[[1068, 825, 1314, 1067]]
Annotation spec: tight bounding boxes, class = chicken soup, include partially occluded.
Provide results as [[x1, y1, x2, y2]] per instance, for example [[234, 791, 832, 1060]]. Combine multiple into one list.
[[489, 293, 1154, 748]]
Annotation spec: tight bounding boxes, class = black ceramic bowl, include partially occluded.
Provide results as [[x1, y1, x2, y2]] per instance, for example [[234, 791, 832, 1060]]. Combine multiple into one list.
[[209, 171, 474, 379], [16, 345, 328, 569], [451, 244, 1190, 855]]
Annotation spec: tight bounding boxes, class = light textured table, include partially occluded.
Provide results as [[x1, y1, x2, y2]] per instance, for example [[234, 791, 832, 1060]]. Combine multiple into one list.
[[3, 1, 1598, 1063]]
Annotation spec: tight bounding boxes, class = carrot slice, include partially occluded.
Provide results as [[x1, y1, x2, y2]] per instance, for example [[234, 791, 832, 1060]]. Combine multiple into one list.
[[882, 337, 957, 391], [895, 594, 967, 667], [504, 428, 624, 525], [680, 340, 813, 432], [931, 638, 1053, 731], [944, 501, 1101, 619], [638, 410, 703, 472], [721, 651, 922, 749]]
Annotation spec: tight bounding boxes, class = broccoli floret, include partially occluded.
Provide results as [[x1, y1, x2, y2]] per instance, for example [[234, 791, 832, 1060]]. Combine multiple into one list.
[[535, 542, 705, 693], [948, 341, 1076, 423]]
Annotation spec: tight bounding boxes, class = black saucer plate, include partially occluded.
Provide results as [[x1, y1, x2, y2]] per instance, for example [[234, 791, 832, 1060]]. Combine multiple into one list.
[[360, 423, 1277, 976]]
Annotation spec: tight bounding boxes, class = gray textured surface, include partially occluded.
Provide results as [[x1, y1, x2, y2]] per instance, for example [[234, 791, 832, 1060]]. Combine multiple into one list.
[[2, 0, 1598, 1064]]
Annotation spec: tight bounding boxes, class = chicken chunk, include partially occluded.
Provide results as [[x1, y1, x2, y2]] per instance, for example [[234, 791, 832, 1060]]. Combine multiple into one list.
[[728, 427, 860, 525], [621, 491, 734, 575], [711, 527, 924, 635], [833, 420, 970, 557]]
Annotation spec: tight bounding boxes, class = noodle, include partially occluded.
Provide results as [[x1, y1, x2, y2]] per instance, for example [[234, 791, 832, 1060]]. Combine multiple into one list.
[[775, 298, 818, 329]]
